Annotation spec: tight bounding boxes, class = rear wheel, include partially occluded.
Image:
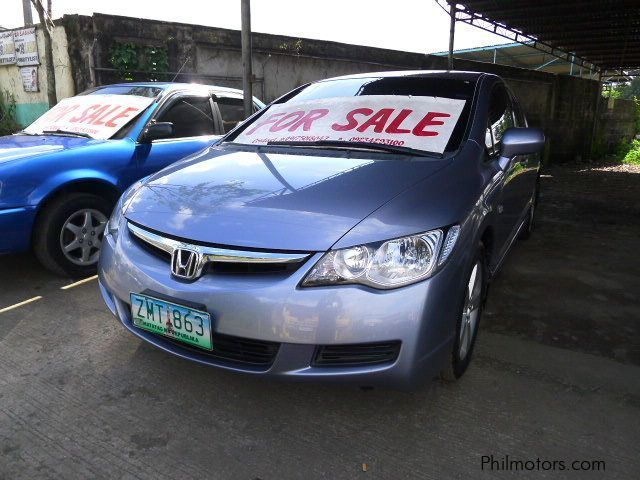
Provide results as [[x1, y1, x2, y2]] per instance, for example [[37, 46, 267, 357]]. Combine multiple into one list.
[[441, 247, 487, 382], [33, 193, 110, 277]]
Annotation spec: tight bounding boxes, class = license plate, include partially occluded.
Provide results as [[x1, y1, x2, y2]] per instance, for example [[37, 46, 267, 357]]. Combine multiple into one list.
[[130, 293, 212, 351]]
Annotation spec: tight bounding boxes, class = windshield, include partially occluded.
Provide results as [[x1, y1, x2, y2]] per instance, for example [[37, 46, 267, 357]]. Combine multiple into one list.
[[229, 76, 476, 154], [22, 93, 156, 140], [83, 85, 163, 98]]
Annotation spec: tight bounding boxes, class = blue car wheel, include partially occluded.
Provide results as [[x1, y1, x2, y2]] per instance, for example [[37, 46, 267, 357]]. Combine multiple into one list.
[[32, 192, 111, 277]]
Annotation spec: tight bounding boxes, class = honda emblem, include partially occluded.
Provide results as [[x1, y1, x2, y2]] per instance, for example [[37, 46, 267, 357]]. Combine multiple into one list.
[[171, 248, 201, 280]]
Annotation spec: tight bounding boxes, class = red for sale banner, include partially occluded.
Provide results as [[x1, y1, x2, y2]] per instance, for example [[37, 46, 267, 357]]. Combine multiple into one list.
[[235, 95, 466, 154], [24, 94, 155, 140]]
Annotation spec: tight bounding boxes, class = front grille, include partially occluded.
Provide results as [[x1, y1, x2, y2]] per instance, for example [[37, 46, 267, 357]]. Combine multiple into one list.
[[132, 233, 172, 261], [128, 221, 309, 276], [312, 341, 401, 367], [154, 331, 280, 369]]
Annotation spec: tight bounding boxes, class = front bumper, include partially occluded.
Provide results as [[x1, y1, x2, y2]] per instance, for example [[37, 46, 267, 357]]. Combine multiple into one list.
[[0, 206, 37, 254], [98, 223, 469, 389]]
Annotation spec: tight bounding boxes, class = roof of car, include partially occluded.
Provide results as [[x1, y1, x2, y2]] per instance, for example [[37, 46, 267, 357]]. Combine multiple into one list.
[[106, 82, 245, 95], [320, 70, 489, 83]]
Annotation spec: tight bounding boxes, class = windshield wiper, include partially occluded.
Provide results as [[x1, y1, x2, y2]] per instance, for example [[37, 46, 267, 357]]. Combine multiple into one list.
[[42, 129, 92, 139], [265, 140, 435, 157]]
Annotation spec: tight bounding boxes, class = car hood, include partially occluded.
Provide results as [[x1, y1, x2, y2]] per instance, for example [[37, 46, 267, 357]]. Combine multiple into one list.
[[125, 147, 450, 251], [0, 134, 103, 164]]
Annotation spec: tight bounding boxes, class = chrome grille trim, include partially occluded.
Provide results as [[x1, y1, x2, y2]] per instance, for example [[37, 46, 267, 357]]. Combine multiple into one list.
[[128, 222, 311, 265]]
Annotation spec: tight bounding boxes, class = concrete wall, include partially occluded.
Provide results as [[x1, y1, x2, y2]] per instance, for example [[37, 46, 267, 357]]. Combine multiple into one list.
[[599, 98, 637, 151], [58, 13, 600, 163], [0, 25, 75, 126]]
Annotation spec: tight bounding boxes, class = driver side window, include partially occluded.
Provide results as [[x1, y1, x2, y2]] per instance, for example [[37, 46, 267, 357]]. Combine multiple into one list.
[[156, 96, 215, 139]]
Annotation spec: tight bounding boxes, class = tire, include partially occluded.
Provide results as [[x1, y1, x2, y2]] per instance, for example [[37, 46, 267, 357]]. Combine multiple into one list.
[[441, 246, 488, 382], [33, 193, 111, 277], [520, 178, 540, 240]]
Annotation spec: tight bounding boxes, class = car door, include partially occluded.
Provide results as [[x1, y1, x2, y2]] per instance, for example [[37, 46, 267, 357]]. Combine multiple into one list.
[[135, 93, 222, 177], [509, 89, 540, 212], [486, 83, 531, 257]]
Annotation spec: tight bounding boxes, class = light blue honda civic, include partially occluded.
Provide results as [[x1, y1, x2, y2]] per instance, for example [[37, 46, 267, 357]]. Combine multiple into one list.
[[98, 71, 544, 389]]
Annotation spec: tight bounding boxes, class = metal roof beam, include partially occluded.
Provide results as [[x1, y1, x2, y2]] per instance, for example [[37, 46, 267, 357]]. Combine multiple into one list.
[[448, 0, 640, 70], [453, 10, 599, 71]]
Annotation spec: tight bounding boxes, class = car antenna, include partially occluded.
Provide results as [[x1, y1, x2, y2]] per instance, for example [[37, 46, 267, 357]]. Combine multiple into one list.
[[171, 56, 191, 82]]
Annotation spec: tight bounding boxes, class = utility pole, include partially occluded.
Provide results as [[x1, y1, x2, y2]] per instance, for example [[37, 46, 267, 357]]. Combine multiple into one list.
[[448, 2, 456, 70], [241, 0, 253, 118], [22, 0, 33, 25], [31, 0, 57, 107]]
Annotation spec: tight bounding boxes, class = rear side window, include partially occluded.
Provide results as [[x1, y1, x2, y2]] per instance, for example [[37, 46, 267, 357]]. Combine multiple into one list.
[[216, 96, 246, 133], [487, 83, 516, 155], [157, 96, 214, 138]]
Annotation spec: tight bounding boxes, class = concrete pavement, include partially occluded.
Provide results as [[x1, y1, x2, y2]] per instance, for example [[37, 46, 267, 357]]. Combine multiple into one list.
[[1, 164, 639, 479]]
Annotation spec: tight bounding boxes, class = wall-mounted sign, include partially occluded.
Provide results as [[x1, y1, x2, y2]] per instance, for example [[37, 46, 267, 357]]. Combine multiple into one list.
[[14, 27, 39, 66], [20, 66, 39, 92], [0, 30, 16, 65]]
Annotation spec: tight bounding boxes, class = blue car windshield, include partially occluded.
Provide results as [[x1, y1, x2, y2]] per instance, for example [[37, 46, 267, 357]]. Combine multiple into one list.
[[84, 85, 163, 98], [228, 76, 476, 154]]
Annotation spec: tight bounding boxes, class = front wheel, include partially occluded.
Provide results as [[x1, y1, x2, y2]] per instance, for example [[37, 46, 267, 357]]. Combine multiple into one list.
[[441, 247, 487, 382], [33, 193, 111, 277]]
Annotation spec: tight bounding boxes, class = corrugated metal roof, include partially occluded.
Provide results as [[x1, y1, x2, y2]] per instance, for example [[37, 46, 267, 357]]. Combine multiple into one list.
[[450, 0, 640, 73]]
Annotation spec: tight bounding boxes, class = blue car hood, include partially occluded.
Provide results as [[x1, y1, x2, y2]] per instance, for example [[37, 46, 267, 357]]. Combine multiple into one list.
[[125, 148, 450, 251], [0, 134, 103, 163]]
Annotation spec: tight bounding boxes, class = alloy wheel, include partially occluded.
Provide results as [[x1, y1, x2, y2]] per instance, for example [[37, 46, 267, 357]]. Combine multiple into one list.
[[459, 261, 483, 360], [59, 209, 107, 266]]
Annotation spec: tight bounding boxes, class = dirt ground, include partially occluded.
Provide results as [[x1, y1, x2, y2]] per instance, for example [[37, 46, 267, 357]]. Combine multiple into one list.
[[1, 163, 639, 479], [485, 162, 640, 365]]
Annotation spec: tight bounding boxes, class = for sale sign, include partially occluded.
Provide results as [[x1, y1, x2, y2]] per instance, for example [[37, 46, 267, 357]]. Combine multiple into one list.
[[234, 95, 466, 154], [14, 27, 39, 66], [0, 30, 16, 65], [24, 94, 155, 140]]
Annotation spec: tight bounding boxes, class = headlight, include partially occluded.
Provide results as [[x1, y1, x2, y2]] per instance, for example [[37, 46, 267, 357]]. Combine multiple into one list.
[[302, 227, 459, 289]]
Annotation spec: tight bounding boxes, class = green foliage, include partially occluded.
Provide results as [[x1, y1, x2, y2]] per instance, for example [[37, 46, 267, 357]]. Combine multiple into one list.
[[0, 90, 20, 135], [602, 86, 623, 99], [109, 42, 139, 81], [109, 42, 170, 82], [621, 78, 640, 100], [604, 79, 640, 102], [141, 46, 169, 82], [622, 139, 640, 165], [278, 39, 303, 55]]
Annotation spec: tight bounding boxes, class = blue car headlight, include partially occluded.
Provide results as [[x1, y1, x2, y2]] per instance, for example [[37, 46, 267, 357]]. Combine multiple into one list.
[[301, 227, 460, 289]]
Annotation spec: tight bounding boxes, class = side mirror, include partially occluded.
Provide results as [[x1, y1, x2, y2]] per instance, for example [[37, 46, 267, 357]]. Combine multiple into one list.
[[140, 122, 174, 143], [499, 127, 545, 159]]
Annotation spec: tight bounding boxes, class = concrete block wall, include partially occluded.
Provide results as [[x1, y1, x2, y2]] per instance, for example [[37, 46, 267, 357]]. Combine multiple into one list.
[[599, 98, 637, 150], [59, 13, 600, 163]]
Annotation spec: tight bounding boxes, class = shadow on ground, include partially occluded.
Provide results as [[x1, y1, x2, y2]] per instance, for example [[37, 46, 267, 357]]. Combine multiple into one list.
[[484, 163, 640, 365]]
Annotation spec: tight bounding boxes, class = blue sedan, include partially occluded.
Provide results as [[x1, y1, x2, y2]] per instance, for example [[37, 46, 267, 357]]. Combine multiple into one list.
[[0, 82, 264, 276]]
